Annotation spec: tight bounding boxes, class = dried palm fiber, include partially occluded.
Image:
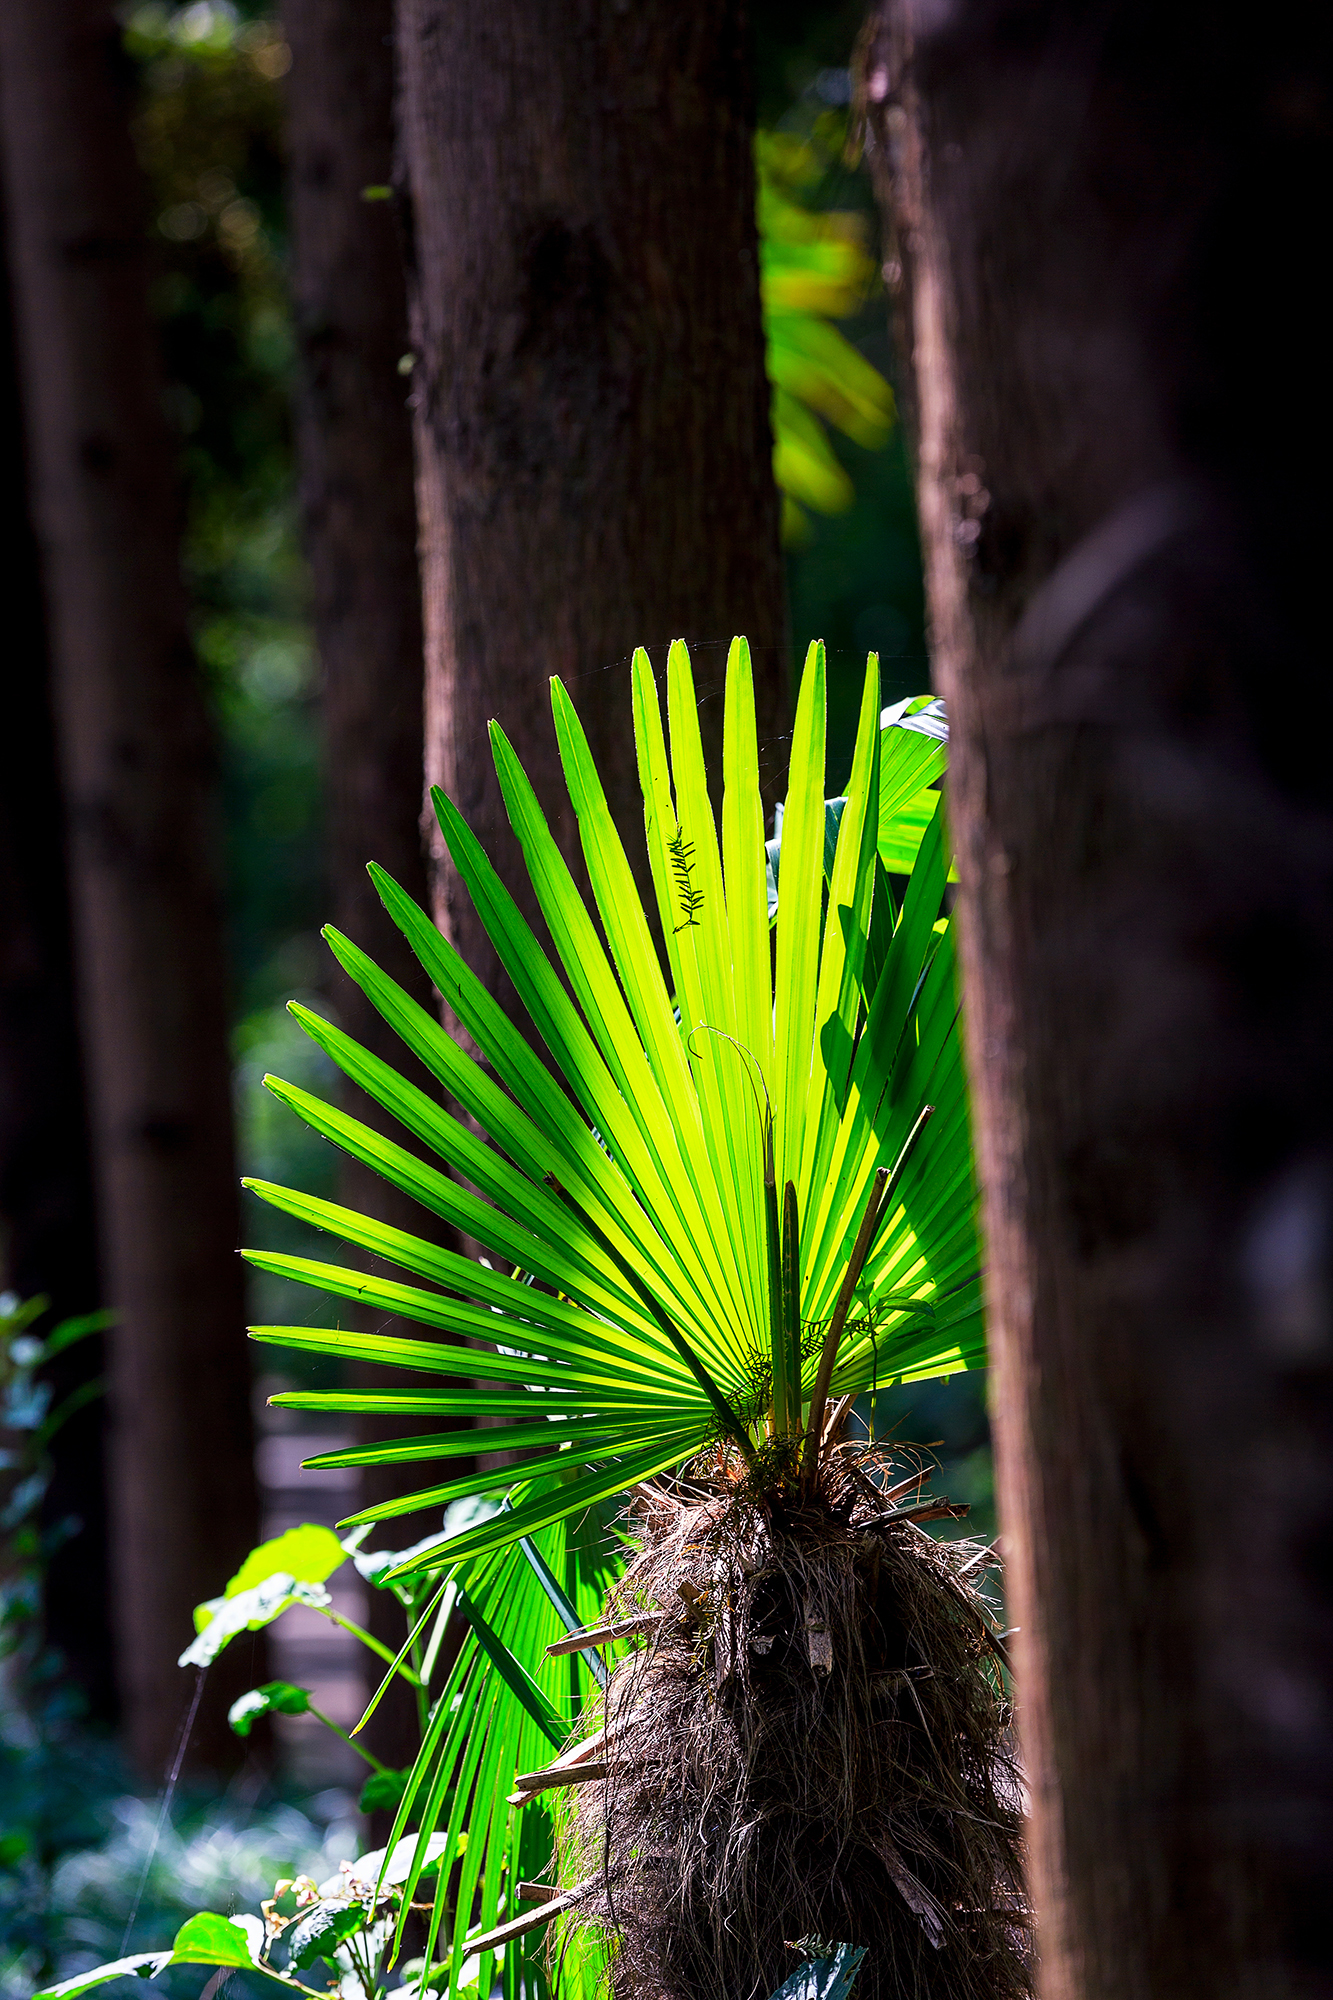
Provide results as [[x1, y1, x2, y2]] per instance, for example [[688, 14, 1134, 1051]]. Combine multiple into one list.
[[549, 1446, 1030, 2000]]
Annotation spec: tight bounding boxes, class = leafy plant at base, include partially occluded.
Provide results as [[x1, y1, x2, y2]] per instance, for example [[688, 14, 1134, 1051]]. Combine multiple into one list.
[[34, 1505, 617, 2000]]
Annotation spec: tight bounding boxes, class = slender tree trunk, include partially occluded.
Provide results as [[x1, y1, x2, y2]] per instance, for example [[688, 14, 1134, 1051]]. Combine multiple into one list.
[[0, 0, 261, 1776], [395, 0, 787, 1003], [0, 203, 112, 1722], [282, 0, 445, 1778], [866, 4, 1331, 1994]]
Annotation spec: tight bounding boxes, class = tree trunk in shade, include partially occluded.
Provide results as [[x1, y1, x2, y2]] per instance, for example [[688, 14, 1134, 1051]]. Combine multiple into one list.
[[0, 202, 112, 1723], [865, 3, 1331, 1994], [0, 0, 261, 1776], [282, 0, 449, 1781], [394, 0, 788, 1008]]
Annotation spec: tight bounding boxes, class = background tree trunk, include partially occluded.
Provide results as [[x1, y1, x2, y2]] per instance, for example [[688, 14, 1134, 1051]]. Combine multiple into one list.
[[395, 0, 788, 1005], [866, 3, 1331, 1994], [0, 203, 112, 1723], [283, 0, 447, 1779], [0, 0, 262, 1776]]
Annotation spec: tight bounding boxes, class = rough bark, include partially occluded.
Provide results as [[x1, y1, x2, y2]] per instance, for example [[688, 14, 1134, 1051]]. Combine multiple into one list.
[[0, 0, 261, 1775], [395, 0, 788, 1006], [282, 0, 445, 1778], [0, 203, 112, 1721], [866, 4, 1332, 1995]]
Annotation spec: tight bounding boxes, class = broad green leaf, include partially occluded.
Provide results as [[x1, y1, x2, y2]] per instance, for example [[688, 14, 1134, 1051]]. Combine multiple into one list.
[[228, 1680, 311, 1735], [288, 1901, 368, 1969], [170, 1912, 263, 1970], [181, 1575, 333, 1668], [359, 1766, 411, 1814], [31, 1955, 171, 2000], [223, 1523, 345, 1598]]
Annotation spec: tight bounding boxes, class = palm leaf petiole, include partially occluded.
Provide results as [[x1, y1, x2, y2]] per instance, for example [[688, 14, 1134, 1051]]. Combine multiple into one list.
[[764, 1125, 786, 1436], [781, 1180, 802, 1442], [516, 1519, 609, 1690]]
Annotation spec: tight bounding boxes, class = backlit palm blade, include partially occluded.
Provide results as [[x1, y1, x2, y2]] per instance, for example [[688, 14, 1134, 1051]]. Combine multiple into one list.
[[383, 1438, 708, 1579], [667, 641, 772, 1345], [877, 698, 949, 876], [320, 919, 686, 1320], [300, 1417, 685, 1473], [549, 673, 759, 1354], [276, 1005, 643, 1314], [261, 1056, 629, 1321], [816, 989, 979, 1392], [720, 637, 773, 1088], [336, 1423, 704, 1529], [487, 725, 752, 1374], [799, 657, 882, 1209], [773, 640, 826, 1200], [243, 1179, 681, 1378], [431, 786, 749, 1382], [800, 791, 950, 1302], [798, 863, 975, 1396], [267, 1004, 726, 1396], [366, 860, 704, 1293], [249, 1318, 708, 1406], [628, 645, 765, 1342], [256, 1073, 581, 1280], [264, 1387, 706, 1421], [241, 1250, 689, 1387]]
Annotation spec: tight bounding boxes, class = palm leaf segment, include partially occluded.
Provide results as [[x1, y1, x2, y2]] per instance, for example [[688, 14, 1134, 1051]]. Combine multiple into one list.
[[245, 639, 980, 1580]]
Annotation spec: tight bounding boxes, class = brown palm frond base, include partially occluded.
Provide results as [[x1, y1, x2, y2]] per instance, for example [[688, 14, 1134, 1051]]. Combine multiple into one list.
[[551, 1448, 1030, 2000]]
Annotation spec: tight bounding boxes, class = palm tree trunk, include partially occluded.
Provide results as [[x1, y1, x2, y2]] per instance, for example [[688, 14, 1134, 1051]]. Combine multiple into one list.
[[395, 0, 788, 1006], [865, 2, 1332, 1992], [0, 0, 261, 1776]]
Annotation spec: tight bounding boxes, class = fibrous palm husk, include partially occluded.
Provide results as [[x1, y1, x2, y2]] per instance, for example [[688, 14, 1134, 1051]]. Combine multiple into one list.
[[550, 1448, 1030, 2000]]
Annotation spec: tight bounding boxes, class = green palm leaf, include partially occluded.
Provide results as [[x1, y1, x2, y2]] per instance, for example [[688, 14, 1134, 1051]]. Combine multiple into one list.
[[247, 638, 979, 1577]]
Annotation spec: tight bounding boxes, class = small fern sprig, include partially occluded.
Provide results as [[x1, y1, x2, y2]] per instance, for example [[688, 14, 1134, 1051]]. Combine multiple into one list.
[[669, 830, 705, 932]]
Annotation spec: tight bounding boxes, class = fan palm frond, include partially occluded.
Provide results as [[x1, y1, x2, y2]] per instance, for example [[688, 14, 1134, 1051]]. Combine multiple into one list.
[[244, 638, 979, 1583]]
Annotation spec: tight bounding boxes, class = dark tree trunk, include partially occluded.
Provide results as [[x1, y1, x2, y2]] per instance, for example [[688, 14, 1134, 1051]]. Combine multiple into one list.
[[395, 0, 788, 1003], [0, 0, 261, 1776], [0, 202, 112, 1723], [282, 0, 445, 1779], [866, 3, 1331, 1994]]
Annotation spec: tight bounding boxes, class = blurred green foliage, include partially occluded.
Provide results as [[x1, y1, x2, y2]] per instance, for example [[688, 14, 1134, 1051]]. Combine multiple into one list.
[[0, 1727, 349, 2000], [760, 122, 894, 535]]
